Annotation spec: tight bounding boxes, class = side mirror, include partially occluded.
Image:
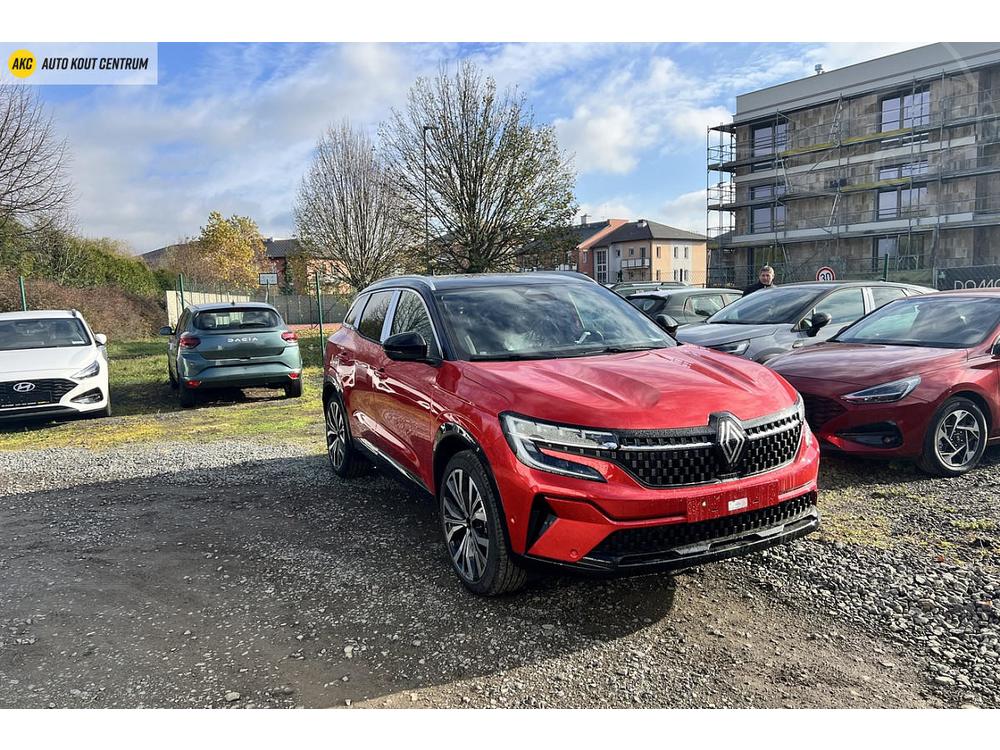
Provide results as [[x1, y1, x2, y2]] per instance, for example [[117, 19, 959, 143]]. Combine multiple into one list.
[[383, 331, 429, 362], [158, 326, 174, 336], [94, 333, 108, 346], [655, 314, 680, 336], [806, 312, 832, 337]]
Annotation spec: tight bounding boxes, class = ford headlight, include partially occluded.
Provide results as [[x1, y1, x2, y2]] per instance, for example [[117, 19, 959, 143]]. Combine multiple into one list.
[[713, 339, 750, 356], [843, 376, 920, 404], [72, 360, 100, 379], [500, 413, 616, 482]]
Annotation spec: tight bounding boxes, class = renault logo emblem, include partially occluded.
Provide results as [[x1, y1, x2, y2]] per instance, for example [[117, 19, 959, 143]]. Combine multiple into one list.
[[714, 413, 746, 467], [12, 382, 36, 393]]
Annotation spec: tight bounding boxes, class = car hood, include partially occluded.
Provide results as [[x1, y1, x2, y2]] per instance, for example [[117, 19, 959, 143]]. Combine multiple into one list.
[[0, 346, 96, 377], [674, 322, 784, 347], [769, 342, 966, 388], [461, 347, 798, 430]]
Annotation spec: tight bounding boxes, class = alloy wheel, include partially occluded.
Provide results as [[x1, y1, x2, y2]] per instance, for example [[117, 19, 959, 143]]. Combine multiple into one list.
[[934, 408, 982, 470], [441, 468, 490, 582], [326, 399, 347, 469]]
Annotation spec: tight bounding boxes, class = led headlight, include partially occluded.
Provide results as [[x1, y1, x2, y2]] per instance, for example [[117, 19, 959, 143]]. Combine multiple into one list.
[[72, 360, 101, 379], [500, 413, 616, 482], [713, 339, 750, 356], [842, 376, 920, 404]]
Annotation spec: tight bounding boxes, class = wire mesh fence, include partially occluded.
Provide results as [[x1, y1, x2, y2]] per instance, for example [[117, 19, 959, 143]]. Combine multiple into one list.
[[707, 256, 938, 290], [163, 276, 348, 328]]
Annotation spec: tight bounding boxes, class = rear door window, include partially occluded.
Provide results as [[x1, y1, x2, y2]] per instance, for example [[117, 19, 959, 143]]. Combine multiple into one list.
[[344, 294, 369, 329], [870, 286, 908, 310], [358, 291, 394, 342], [684, 294, 725, 318]]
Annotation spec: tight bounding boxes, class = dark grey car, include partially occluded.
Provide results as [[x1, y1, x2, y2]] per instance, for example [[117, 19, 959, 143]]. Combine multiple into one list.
[[675, 281, 934, 363], [626, 287, 742, 333]]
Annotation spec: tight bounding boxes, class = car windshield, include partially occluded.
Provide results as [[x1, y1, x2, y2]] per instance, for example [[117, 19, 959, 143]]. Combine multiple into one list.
[[835, 296, 1000, 349], [707, 287, 819, 325], [0, 318, 91, 351], [436, 283, 675, 361], [194, 308, 280, 330]]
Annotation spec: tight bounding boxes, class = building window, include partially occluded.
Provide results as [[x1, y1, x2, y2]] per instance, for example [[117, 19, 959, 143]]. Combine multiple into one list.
[[874, 235, 926, 269], [683, 247, 689, 260], [752, 121, 788, 156], [628, 247, 634, 256], [656, 246, 661, 258], [615, 248, 620, 257], [878, 161, 929, 180], [581, 251, 588, 263], [880, 89, 930, 132], [673, 269, 679, 281], [640, 246, 646, 257], [673, 246, 679, 258], [656, 270, 661, 281], [877, 186, 927, 220], [594, 250, 608, 283], [751, 204, 786, 232], [750, 184, 787, 200], [683, 269, 689, 282]]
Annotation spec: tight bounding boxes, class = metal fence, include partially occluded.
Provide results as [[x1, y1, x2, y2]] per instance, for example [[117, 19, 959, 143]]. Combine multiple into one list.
[[164, 276, 348, 328], [707, 254, 943, 290]]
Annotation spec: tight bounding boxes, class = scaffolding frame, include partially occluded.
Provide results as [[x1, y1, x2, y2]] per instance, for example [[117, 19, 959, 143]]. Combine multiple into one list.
[[707, 73, 1000, 283]]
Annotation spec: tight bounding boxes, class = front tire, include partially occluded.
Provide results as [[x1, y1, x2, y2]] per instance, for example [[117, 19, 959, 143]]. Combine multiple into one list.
[[918, 396, 988, 476], [325, 394, 368, 478], [439, 450, 527, 596]]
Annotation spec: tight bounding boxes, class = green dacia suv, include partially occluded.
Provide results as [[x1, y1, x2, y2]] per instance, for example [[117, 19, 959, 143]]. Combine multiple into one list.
[[160, 302, 303, 407]]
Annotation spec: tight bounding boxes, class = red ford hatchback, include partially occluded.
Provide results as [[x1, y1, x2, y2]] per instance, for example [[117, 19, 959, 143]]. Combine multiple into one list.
[[770, 290, 1000, 476], [323, 273, 820, 595]]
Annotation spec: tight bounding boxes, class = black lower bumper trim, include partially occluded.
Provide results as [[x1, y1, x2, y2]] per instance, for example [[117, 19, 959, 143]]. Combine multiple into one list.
[[526, 493, 820, 575], [0, 405, 79, 421]]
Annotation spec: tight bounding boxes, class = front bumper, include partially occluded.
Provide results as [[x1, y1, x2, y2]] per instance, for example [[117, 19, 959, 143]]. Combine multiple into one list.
[[798, 392, 936, 459], [0, 380, 108, 421], [486, 424, 821, 568]]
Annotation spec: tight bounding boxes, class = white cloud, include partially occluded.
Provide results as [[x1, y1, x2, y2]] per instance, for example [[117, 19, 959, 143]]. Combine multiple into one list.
[[576, 198, 636, 222], [660, 189, 708, 234], [51, 43, 433, 251]]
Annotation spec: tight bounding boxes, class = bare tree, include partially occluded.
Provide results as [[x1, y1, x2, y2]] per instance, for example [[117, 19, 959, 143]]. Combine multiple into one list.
[[0, 83, 71, 234], [295, 122, 411, 292], [381, 62, 577, 274]]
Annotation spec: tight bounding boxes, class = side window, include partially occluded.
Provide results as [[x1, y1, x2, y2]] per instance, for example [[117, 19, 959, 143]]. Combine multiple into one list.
[[389, 291, 441, 359], [176, 311, 189, 333], [357, 291, 394, 342], [723, 293, 742, 305], [344, 294, 369, 329], [870, 286, 908, 310], [684, 294, 724, 318], [814, 288, 866, 326]]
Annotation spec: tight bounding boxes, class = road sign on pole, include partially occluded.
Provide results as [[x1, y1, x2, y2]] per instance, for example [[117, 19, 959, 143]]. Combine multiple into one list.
[[816, 266, 836, 282]]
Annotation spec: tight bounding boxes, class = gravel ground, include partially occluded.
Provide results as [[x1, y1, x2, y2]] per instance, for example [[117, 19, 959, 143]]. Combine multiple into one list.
[[1, 435, 997, 709]]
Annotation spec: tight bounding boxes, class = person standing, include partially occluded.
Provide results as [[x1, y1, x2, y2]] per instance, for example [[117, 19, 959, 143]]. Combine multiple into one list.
[[743, 265, 776, 296]]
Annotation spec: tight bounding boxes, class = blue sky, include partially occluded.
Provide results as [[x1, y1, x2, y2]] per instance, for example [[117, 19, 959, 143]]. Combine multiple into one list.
[[36, 42, 914, 252]]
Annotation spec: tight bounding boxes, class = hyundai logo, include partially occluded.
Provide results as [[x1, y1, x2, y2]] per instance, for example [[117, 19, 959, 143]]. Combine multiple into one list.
[[12, 382, 36, 393], [714, 413, 747, 468]]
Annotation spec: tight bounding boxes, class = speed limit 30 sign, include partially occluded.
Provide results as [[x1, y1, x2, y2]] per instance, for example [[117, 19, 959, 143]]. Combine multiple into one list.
[[816, 266, 836, 282]]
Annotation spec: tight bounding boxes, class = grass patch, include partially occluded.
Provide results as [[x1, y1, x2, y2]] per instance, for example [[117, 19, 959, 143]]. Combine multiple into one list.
[[0, 336, 330, 451]]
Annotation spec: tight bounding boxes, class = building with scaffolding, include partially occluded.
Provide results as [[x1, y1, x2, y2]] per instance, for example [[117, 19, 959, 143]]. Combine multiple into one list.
[[707, 43, 1000, 288]]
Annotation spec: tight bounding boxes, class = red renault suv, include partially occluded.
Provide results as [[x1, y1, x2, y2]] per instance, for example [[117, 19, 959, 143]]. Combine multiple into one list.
[[323, 273, 820, 595]]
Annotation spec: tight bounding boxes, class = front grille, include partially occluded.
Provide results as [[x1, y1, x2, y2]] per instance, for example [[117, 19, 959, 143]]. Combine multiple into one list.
[[589, 492, 817, 561], [801, 393, 845, 431], [0, 379, 76, 409], [551, 405, 802, 488]]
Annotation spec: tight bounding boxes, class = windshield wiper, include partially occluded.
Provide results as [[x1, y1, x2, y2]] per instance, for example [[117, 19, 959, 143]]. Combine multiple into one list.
[[592, 344, 667, 354]]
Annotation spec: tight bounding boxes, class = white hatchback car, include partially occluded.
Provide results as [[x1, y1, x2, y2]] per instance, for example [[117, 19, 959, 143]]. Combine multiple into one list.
[[0, 310, 111, 421]]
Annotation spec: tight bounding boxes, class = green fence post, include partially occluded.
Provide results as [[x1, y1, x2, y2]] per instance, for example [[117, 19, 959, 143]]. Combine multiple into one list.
[[178, 274, 186, 309], [18, 275, 27, 311], [881, 254, 889, 282], [315, 271, 324, 345]]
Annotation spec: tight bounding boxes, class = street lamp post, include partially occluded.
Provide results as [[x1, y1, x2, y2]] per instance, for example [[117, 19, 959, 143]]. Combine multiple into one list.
[[422, 124, 438, 274]]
